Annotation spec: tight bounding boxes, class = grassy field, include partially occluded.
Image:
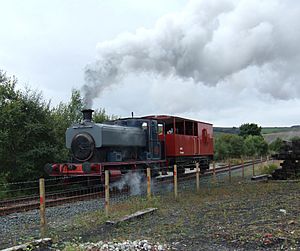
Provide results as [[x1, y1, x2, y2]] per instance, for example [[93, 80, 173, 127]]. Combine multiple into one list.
[[214, 126, 300, 136], [214, 125, 300, 144], [263, 131, 300, 143], [261, 127, 293, 134]]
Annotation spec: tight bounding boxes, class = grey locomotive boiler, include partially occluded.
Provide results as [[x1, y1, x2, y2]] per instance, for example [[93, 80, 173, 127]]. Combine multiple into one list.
[[68, 109, 162, 163]]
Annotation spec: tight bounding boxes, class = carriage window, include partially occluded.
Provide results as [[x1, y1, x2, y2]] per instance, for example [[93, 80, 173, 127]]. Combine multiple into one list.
[[202, 129, 208, 143], [194, 122, 198, 136], [165, 123, 174, 134], [185, 121, 193, 135], [158, 124, 163, 135], [175, 121, 184, 134]]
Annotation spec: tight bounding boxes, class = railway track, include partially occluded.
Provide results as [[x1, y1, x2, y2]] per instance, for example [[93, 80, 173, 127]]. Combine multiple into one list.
[[0, 159, 266, 216]]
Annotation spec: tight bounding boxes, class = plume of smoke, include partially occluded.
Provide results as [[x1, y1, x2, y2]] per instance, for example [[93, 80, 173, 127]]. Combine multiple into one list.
[[83, 0, 300, 107], [111, 171, 145, 196]]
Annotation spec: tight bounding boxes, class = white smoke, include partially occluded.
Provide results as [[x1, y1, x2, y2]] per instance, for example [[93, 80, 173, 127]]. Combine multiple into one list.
[[83, 0, 300, 107], [111, 171, 145, 196]]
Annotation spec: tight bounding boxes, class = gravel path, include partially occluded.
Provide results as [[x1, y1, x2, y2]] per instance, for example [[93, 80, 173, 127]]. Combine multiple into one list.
[[0, 198, 106, 248]]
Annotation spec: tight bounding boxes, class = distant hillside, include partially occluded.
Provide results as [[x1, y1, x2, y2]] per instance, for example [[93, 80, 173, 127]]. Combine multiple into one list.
[[213, 127, 239, 135], [214, 125, 300, 143], [261, 126, 300, 134]]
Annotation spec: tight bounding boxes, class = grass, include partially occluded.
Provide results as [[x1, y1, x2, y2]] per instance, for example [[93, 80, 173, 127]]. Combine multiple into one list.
[[261, 127, 292, 134], [258, 163, 279, 175], [70, 196, 161, 231]]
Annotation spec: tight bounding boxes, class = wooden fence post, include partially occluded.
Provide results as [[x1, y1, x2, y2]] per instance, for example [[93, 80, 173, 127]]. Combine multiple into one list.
[[196, 163, 200, 193], [105, 170, 110, 217], [228, 161, 231, 183], [174, 165, 178, 199], [213, 161, 216, 182], [147, 167, 151, 199], [242, 158, 245, 179], [252, 158, 255, 176], [39, 178, 46, 237]]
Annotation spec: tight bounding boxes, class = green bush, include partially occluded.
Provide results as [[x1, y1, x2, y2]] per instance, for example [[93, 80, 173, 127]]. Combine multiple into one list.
[[259, 164, 278, 175]]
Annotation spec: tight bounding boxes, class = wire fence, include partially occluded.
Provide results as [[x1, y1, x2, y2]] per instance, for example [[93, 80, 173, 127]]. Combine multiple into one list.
[[0, 157, 279, 248]]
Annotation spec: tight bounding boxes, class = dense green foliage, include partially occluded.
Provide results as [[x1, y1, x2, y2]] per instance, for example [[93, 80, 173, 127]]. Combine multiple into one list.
[[214, 127, 269, 161], [0, 71, 110, 182], [269, 137, 284, 153], [243, 135, 268, 156], [214, 123, 268, 160], [239, 123, 262, 137], [259, 164, 278, 175], [214, 134, 244, 160]]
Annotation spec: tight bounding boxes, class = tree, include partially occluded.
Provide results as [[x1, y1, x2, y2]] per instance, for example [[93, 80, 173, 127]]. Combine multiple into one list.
[[0, 71, 61, 181], [269, 137, 283, 153], [244, 135, 268, 157], [290, 136, 300, 142], [50, 89, 85, 162], [0, 71, 113, 182], [214, 136, 229, 160], [239, 123, 262, 137], [214, 134, 244, 160], [93, 108, 110, 123]]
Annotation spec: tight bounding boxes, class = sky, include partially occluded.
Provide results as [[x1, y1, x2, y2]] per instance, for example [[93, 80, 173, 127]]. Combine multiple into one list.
[[1, 0, 300, 127]]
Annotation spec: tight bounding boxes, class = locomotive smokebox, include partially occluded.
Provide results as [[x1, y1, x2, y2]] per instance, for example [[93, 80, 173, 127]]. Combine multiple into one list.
[[82, 109, 94, 122]]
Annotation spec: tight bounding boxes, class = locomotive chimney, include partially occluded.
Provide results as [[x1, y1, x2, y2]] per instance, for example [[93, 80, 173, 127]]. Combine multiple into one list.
[[82, 109, 94, 122]]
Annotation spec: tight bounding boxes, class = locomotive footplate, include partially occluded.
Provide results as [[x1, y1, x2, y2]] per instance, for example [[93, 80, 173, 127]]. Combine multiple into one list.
[[45, 160, 166, 177]]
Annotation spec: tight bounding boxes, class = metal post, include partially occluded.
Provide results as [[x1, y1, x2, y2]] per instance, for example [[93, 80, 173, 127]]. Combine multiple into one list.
[[39, 178, 46, 237], [147, 167, 151, 199], [196, 163, 200, 193], [261, 155, 263, 168], [105, 170, 110, 217], [242, 158, 245, 179], [174, 165, 178, 199], [252, 158, 255, 176], [228, 161, 231, 183]]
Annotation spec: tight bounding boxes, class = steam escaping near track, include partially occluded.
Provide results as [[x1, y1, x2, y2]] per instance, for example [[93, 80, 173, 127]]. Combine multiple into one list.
[[83, 0, 300, 107], [111, 171, 145, 196]]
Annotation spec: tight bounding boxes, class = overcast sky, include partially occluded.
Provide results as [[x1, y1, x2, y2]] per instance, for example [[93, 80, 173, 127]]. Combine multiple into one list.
[[1, 0, 300, 127]]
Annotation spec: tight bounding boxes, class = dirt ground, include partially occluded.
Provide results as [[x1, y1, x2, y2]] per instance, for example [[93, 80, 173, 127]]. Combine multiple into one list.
[[52, 180, 300, 250]]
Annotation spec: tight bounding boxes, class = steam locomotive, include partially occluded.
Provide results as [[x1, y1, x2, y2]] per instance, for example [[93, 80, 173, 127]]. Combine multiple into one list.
[[45, 109, 214, 178]]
